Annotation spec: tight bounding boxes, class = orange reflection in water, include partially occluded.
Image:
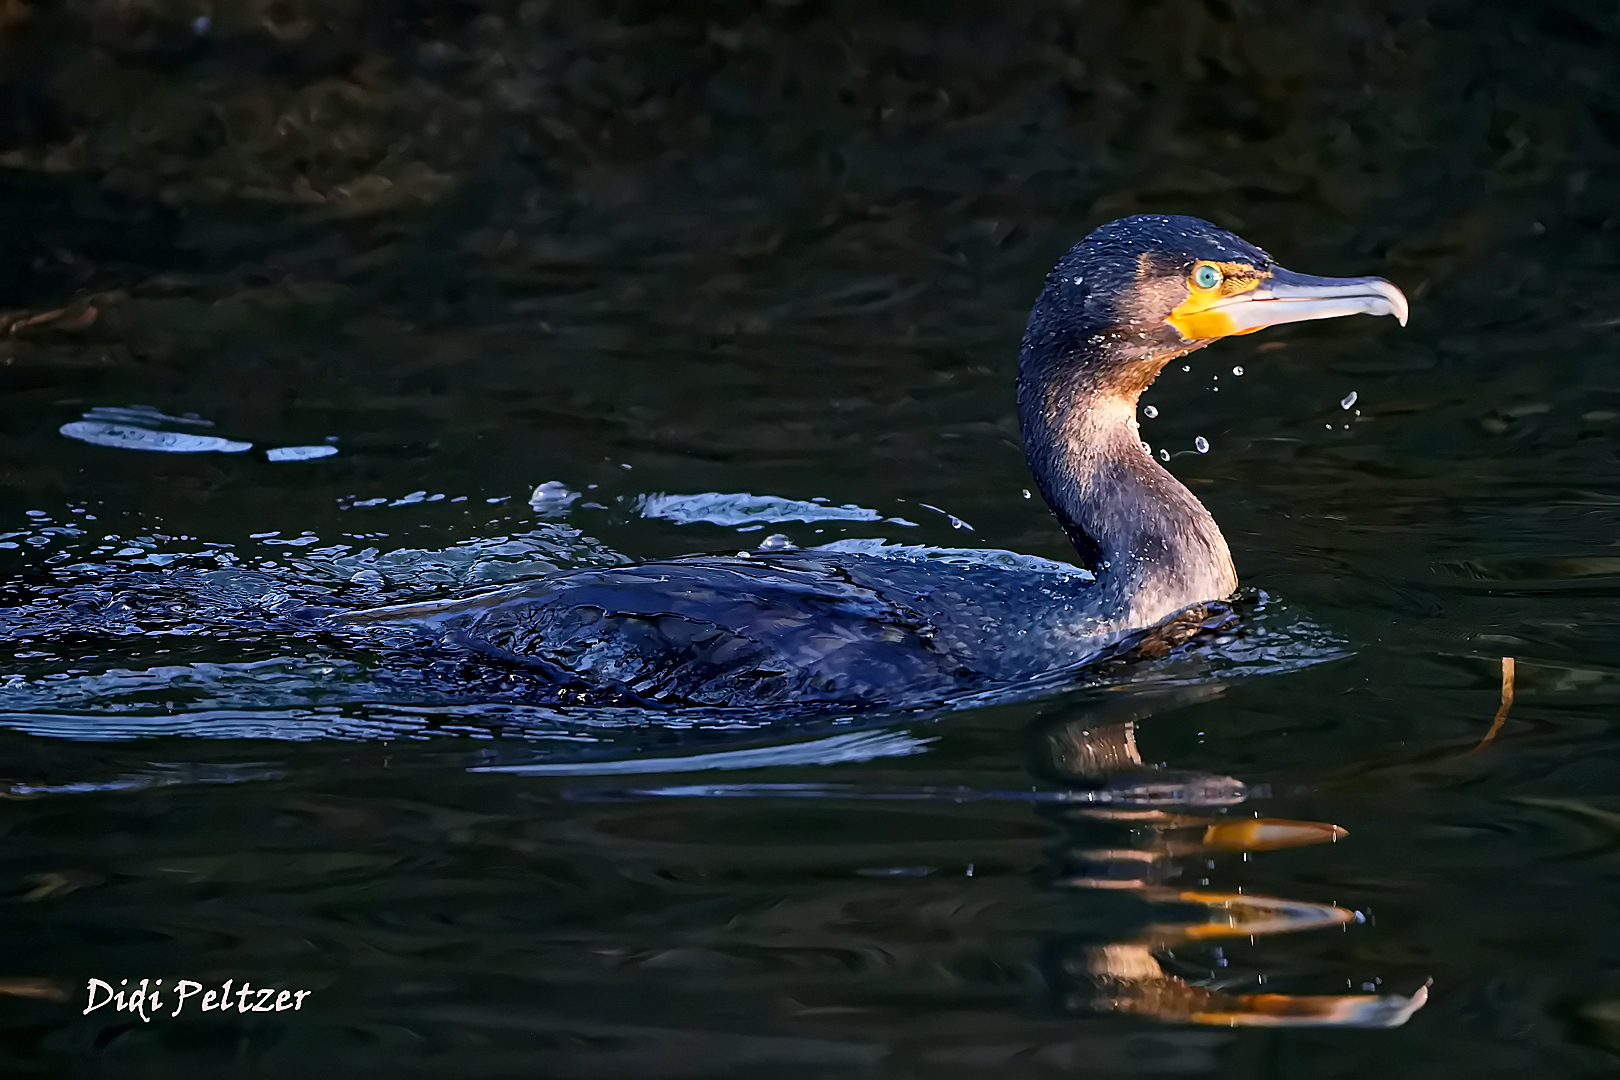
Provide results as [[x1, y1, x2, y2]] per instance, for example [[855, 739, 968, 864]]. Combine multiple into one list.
[[1042, 714, 1427, 1028]]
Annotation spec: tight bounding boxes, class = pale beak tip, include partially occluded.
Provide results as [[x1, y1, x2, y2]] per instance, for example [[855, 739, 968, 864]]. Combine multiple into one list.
[[1383, 281, 1410, 327]]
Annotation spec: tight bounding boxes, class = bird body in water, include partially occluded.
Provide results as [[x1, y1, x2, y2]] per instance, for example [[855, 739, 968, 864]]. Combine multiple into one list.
[[342, 216, 1407, 709]]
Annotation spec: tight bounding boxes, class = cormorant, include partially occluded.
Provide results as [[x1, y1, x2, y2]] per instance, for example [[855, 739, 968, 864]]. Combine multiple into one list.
[[339, 215, 1408, 709]]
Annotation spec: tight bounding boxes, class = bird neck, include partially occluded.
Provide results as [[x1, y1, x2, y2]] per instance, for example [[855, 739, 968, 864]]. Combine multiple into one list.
[[1017, 354, 1236, 631]]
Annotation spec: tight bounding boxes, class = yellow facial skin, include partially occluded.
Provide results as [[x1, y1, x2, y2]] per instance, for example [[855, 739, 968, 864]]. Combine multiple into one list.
[[1165, 261, 1269, 340]]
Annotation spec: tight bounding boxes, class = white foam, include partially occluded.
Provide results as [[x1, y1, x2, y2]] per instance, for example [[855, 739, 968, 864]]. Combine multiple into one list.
[[266, 446, 338, 462], [60, 421, 251, 454]]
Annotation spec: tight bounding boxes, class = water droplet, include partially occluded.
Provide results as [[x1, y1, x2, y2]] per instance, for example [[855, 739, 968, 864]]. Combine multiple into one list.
[[756, 533, 796, 551], [1232, 366, 1244, 376], [917, 503, 973, 530], [1143, 405, 1158, 418], [1158, 449, 1170, 462], [1181, 365, 1190, 372], [1341, 391, 1358, 410], [1020, 488, 1031, 499], [1194, 436, 1209, 454], [1140, 440, 1152, 456]]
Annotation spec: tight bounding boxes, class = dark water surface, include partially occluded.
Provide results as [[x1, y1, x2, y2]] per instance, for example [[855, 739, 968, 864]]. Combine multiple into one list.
[[3, 0, 1620, 1074]]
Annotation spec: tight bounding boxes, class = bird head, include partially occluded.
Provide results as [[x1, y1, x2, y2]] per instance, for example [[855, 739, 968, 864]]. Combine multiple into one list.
[[1022, 215, 1408, 393]]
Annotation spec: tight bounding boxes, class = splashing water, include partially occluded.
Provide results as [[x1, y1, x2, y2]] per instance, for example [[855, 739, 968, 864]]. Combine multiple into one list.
[[0, 487, 1348, 752], [637, 492, 911, 528]]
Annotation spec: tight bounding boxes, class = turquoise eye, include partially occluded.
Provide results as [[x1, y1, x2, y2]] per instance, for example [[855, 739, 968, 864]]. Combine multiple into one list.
[[1193, 264, 1222, 290]]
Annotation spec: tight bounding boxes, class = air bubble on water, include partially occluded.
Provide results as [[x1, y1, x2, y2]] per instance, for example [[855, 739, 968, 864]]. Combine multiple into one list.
[[1143, 405, 1158, 418], [756, 533, 796, 552], [529, 481, 581, 516], [1232, 366, 1244, 376], [1158, 449, 1170, 462], [1194, 437, 1209, 454], [1341, 391, 1358, 410]]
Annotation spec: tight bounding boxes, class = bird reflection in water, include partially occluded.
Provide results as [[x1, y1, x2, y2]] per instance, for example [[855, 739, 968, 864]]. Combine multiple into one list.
[[558, 626, 1430, 1032], [1034, 702, 1428, 1028]]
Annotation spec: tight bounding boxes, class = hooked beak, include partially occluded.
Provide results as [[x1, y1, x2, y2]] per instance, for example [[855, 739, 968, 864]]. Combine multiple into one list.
[[1168, 267, 1409, 341]]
